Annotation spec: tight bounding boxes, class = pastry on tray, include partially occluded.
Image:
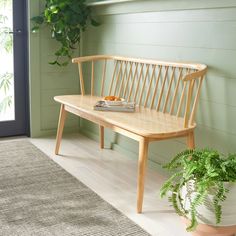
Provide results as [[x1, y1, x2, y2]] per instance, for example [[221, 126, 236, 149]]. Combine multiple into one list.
[[103, 96, 125, 106], [104, 96, 121, 101]]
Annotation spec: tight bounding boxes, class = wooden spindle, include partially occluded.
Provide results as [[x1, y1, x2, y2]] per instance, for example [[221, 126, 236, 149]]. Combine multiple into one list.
[[127, 63, 139, 102], [169, 68, 183, 115], [100, 59, 107, 97], [144, 65, 156, 108], [138, 64, 150, 106], [78, 63, 85, 95], [108, 60, 118, 95], [156, 66, 169, 111], [150, 65, 162, 109], [190, 76, 204, 125], [91, 61, 94, 95], [163, 67, 176, 113], [184, 80, 195, 128], [118, 61, 128, 98], [113, 61, 124, 96], [123, 62, 134, 99], [176, 82, 187, 117], [177, 68, 190, 117], [134, 63, 144, 103], [115, 61, 128, 97]]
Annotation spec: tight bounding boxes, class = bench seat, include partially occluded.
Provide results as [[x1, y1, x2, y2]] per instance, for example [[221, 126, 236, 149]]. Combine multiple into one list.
[[55, 95, 196, 139]]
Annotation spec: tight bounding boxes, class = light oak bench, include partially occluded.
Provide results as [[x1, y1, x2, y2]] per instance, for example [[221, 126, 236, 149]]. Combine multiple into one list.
[[54, 55, 207, 213]]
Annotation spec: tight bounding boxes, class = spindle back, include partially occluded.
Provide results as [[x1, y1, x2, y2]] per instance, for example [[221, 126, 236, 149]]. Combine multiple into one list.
[[72, 55, 207, 128]]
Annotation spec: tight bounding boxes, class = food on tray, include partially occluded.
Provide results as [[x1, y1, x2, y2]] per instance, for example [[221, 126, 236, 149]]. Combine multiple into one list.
[[104, 96, 121, 101], [103, 96, 125, 106]]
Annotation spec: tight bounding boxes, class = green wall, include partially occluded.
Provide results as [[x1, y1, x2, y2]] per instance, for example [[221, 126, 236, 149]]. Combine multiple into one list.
[[28, 1, 80, 137], [28, 0, 236, 168], [80, 0, 236, 166]]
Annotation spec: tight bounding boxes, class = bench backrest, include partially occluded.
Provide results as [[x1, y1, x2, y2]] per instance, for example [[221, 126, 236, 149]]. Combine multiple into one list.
[[72, 55, 207, 128]]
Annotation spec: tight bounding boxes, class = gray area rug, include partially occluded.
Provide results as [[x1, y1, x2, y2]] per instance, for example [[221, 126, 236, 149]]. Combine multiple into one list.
[[0, 140, 150, 236]]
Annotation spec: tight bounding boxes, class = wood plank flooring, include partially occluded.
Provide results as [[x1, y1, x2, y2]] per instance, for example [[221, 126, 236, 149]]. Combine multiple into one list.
[[3, 134, 191, 236]]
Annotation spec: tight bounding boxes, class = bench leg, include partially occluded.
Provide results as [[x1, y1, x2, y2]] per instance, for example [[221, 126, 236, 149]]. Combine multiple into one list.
[[55, 104, 67, 155], [187, 131, 195, 149], [99, 125, 104, 149], [137, 137, 149, 213]]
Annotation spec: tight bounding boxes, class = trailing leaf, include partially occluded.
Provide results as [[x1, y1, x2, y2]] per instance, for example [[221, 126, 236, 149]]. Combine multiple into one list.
[[168, 183, 186, 217], [187, 190, 207, 231], [160, 171, 183, 198]]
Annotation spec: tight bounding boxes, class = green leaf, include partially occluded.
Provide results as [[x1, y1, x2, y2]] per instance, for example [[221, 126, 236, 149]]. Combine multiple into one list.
[[160, 172, 183, 198], [31, 26, 40, 33], [31, 15, 44, 25], [49, 5, 59, 14], [61, 61, 69, 66], [91, 19, 100, 27], [31, 0, 99, 66], [49, 61, 59, 65]]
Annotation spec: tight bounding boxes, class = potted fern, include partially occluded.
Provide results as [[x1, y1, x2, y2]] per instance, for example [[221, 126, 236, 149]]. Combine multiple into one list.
[[160, 149, 236, 236]]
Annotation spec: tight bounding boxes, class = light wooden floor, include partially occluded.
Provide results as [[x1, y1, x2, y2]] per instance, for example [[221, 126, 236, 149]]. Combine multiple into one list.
[[22, 133, 190, 236]]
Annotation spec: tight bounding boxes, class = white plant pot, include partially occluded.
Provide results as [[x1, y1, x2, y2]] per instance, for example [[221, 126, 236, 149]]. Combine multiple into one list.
[[181, 181, 236, 226]]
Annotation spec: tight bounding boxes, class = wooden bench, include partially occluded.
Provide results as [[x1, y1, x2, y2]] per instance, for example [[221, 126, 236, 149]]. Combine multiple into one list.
[[54, 55, 207, 213]]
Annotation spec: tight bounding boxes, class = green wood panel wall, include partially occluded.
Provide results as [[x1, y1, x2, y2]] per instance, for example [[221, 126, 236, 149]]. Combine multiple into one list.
[[80, 1, 236, 165], [28, 1, 80, 137]]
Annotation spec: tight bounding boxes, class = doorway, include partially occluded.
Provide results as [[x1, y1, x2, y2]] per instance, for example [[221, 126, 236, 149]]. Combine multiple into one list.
[[0, 0, 29, 137]]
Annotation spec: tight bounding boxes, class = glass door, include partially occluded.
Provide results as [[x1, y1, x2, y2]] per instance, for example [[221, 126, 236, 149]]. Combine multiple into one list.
[[0, 0, 28, 137]]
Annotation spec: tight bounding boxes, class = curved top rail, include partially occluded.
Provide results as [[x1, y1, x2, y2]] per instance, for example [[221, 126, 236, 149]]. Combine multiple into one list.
[[72, 54, 207, 76]]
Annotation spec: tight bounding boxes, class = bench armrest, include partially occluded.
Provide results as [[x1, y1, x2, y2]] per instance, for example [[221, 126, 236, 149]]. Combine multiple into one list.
[[183, 64, 207, 81], [72, 55, 112, 63]]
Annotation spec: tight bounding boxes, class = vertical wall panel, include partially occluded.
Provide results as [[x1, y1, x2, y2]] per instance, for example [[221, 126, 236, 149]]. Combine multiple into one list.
[[28, 1, 80, 137]]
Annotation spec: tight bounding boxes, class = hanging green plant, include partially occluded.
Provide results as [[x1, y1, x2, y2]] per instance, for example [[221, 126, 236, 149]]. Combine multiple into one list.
[[31, 0, 99, 66]]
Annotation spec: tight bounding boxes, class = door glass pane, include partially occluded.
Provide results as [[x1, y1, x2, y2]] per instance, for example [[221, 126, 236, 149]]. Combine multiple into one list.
[[0, 0, 14, 122]]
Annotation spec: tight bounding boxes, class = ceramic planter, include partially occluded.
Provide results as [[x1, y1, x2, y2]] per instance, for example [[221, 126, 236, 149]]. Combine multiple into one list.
[[181, 181, 236, 236], [181, 217, 236, 236]]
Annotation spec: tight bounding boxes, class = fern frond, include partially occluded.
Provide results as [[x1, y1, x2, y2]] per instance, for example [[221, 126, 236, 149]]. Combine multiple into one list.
[[160, 172, 183, 198], [213, 201, 222, 224], [170, 184, 186, 216], [163, 149, 194, 170], [186, 211, 198, 232]]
